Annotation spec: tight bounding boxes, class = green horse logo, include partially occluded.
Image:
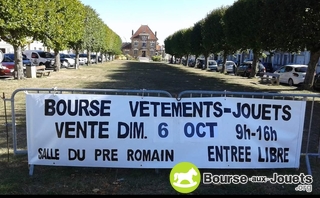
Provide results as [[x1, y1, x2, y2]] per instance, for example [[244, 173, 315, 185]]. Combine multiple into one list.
[[170, 162, 201, 194]]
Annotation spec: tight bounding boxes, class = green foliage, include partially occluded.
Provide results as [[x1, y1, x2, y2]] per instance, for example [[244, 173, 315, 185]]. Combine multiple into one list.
[[151, 55, 162, 62], [0, 0, 48, 79], [125, 54, 134, 60]]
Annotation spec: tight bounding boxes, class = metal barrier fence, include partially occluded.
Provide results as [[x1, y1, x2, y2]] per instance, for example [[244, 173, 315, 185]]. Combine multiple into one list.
[[177, 90, 320, 175], [2, 88, 320, 175], [4, 88, 172, 155]]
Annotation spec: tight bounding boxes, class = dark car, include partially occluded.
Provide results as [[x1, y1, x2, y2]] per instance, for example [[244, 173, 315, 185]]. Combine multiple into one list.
[[188, 59, 196, 67], [195, 58, 206, 69], [263, 62, 273, 72], [236, 61, 266, 77]]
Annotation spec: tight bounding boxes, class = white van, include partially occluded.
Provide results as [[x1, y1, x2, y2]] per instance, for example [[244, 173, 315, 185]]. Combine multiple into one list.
[[23, 50, 54, 69]]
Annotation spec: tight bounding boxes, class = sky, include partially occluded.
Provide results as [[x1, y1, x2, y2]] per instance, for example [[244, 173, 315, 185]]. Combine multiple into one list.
[[79, 0, 236, 46]]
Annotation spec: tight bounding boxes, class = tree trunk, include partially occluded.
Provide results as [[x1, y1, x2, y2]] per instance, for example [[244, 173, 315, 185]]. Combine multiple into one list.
[[221, 51, 228, 74], [250, 50, 260, 78], [186, 55, 189, 66], [54, 49, 60, 72], [302, 49, 320, 90], [13, 45, 24, 80], [87, 50, 91, 66], [75, 48, 80, 70]]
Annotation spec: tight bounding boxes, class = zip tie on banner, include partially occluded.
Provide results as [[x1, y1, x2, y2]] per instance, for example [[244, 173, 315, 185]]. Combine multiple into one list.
[[140, 88, 146, 99], [52, 87, 58, 96], [224, 90, 227, 99]]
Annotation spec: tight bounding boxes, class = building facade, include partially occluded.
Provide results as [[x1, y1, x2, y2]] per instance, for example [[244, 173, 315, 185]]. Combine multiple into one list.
[[122, 25, 164, 60], [0, 40, 52, 54]]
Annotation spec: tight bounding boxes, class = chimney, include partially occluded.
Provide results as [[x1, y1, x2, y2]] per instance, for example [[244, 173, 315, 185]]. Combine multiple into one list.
[[155, 31, 157, 38], [132, 30, 133, 35]]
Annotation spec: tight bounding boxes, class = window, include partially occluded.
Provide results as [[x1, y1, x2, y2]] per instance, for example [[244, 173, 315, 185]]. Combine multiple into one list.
[[31, 53, 38, 58], [134, 50, 138, 56], [141, 35, 147, 40], [142, 42, 146, 47], [134, 41, 138, 46], [285, 66, 292, 72]]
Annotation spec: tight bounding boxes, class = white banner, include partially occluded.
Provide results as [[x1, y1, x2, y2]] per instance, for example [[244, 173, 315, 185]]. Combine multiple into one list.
[[26, 93, 306, 169]]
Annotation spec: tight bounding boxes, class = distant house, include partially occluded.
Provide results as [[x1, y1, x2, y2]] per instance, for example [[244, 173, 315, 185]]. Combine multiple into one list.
[[122, 25, 164, 60]]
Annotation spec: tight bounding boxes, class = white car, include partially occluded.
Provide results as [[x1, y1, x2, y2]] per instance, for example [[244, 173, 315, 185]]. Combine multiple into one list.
[[79, 53, 88, 65], [207, 60, 218, 71], [217, 61, 237, 73], [273, 64, 308, 86], [60, 53, 76, 68]]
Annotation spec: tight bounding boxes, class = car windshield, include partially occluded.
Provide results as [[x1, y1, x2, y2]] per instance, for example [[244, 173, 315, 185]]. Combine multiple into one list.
[[208, 61, 217, 65]]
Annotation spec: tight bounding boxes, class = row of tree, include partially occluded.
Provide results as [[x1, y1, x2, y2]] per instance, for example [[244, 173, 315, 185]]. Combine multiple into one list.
[[164, 0, 320, 90], [0, 0, 122, 79]]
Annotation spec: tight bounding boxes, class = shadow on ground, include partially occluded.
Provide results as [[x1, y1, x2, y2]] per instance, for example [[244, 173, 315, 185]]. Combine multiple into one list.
[[81, 61, 302, 96]]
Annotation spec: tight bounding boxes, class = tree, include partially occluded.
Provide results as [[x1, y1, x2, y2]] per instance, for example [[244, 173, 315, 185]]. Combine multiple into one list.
[[264, 0, 320, 90], [191, 21, 204, 65], [67, 2, 86, 69], [0, 0, 46, 79], [182, 27, 193, 66], [164, 36, 175, 63], [204, 6, 233, 74], [224, 0, 267, 78], [35, 0, 86, 71], [171, 30, 186, 63]]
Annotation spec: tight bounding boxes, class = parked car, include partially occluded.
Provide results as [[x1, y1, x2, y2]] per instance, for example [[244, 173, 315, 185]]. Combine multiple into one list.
[[217, 61, 237, 73], [0, 64, 13, 77], [195, 58, 204, 69], [1, 53, 32, 76], [207, 60, 218, 71], [90, 54, 98, 64], [263, 62, 274, 72], [273, 64, 308, 86], [2, 53, 32, 70], [23, 50, 54, 69], [69, 54, 86, 65], [59, 53, 76, 68], [187, 59, 196, 67], [181, 58, 187, 66], [79, 53, 88, 64], [236, 61, 266, 77]]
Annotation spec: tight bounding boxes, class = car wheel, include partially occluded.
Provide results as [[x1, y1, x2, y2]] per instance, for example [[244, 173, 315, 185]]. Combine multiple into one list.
[[288, 78, 294, 86]]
